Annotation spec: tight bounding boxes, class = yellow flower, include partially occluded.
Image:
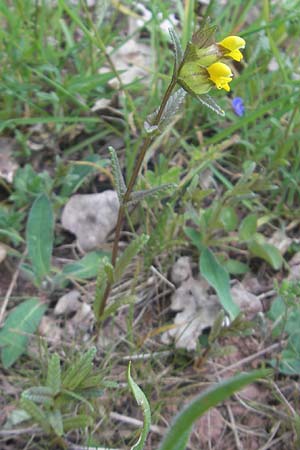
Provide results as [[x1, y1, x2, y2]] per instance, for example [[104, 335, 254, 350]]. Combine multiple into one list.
[[207, 62, 233, 92], [218, 36, 246, 62]]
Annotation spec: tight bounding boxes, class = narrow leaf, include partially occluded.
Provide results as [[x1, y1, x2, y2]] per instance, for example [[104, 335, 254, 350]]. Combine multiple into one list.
[[127, 362, 151, 450], [100, 295, 136, 322], [114, 234, 149, 282], [49, 409, 63, 436], [0, 298, 46, 368], [62, 414, 93, 431], [22, 386, 53, 405], [169, 27, 184, 74], [60, 154, 104, 197], [62, 347, 97, 390], [20, 397, 51, 433], [108, 146, 127, 199], [200, 248, 240, 320], [30, 202, 49, 261], [127, 184, 176, 206], [144, 88, 186, 133], [58, 251, 110, 281], [93, 258, 112, 318], [46, 353, 61, 395], [158, 369, 272, 450], [61, 389, 94, 412], [197, 94, 225, 116], [26, 194, 54, 284]]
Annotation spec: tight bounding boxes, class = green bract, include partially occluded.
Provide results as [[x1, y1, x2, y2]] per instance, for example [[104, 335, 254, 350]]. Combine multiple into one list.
[[177, 22, 246, 95]]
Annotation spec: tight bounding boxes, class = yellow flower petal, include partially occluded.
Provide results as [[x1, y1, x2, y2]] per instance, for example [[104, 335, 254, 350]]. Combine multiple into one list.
[[207, 62, 233, 91], [218, 36, 246, 62]]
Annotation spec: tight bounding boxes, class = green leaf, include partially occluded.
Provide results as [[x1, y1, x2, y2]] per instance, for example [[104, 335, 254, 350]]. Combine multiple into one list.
[[93, 257, 112, 319], [60, 154, 105, 197], [169, 27, 184, 74], [114, 234, 149, 282], [0, 298, 46, 368], [199, 248, 240, 320], [239, 214, 257, 241], [127, 362, 151, 450], [61, 389, 94, 413], [108, 146, 127, 200], [62, 347, 96, 390], [183, 227, 203, 251], [49, 410, 64, 436], [46, 353, 61, 395], [20, 397, 51, 433], [128, 184, 176, 206], [26, 194, 54, 284], [157, 369, 271, 450], [58, 251, 110, 281], [197, 94, 225, 116], [100, 295, 136, 322], [223, 259, 249, 275], [248, 238, 283, 270], [145, 88, 186, 133], [62, 414, 93, 432], [208, 310, 225, 343], [22, 386, 53, 405], [220, 207, 238, 232]]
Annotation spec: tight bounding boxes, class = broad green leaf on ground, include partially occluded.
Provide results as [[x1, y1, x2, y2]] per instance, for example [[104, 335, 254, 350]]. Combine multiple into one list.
[[158, 369, 272, 450], [239, 214, 257, 241], [220, 206, 238, 232], [223, 259, 249, 275], [0, 298, 46, 368], [26, 194, 54, 284], [199, 248, 240, 320], [248, 238, 283, 270], [127, 362, 151, 450], [56, 251, 110, 282]]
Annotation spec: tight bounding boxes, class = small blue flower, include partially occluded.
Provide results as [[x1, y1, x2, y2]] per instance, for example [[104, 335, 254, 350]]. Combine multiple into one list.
[[232, 97, 245, 116]]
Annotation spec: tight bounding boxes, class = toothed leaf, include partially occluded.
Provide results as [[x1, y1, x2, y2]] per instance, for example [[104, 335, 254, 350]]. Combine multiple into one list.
[[127, 183, 177, 206], [49, 409, 63, 436], [197, 94, 225, 116], [93, 257, 111, 318], [46, 353, 61, 395], [191, 20, 217, 48], [108, 146, 126, 199], [62, 347, 97, 390], [144, 88, 186, 132], [169, 27, 184, 74], [20, 397, 51, 433], [100, 295, 136, 322], [22, 386, 53, 405]]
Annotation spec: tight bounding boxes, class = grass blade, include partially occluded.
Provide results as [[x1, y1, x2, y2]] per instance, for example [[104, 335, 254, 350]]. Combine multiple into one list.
[[158, 369, 272, 450], [127, 362, 151, 450]]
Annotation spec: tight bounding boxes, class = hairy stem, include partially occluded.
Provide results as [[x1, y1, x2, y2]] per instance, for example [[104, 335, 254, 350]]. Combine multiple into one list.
[[96, 77, 177, 324]]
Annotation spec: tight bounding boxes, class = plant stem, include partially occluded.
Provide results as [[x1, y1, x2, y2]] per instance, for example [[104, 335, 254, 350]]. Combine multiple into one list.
[[96, 77, 178, 323]]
